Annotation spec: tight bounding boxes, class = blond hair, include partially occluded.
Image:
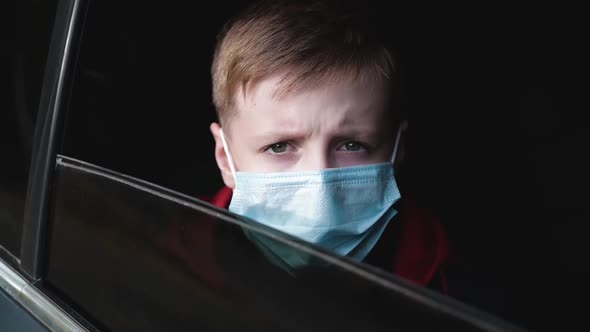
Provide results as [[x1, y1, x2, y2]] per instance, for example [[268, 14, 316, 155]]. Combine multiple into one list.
[[211, 0, 395, 125]]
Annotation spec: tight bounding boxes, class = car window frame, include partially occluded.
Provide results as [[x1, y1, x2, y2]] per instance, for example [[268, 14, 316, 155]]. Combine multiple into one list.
[[0, 0, 89, 331], [19, 0, 86, 281]]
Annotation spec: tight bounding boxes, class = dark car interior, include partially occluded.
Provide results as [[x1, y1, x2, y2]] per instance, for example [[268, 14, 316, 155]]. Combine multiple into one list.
[[2, 0, 585, 331]]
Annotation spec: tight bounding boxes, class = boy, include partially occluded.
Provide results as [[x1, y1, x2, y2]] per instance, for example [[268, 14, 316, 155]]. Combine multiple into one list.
[[208, 0, 451, 291]]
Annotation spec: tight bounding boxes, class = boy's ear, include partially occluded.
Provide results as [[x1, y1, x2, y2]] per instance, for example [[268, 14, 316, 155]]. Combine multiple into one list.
[[210, 122, 236, 189], [393, 120, 409, 168]]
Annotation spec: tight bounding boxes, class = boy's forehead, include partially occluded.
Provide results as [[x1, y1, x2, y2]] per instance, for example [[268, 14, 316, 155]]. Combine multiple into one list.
[[227, 74, 395, 140]]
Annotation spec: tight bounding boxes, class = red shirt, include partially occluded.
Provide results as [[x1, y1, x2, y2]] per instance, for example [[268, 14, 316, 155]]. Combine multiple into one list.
[[157, 187, 453, 294]]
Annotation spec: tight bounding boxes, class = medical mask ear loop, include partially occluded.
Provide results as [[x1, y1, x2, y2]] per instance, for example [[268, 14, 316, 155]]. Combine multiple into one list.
[[219, 128, 238, 188], [390, 128, 402, 163]]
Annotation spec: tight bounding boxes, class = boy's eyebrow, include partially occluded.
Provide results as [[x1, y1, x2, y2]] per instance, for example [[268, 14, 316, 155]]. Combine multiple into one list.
[[249, 130, 307, 142], [331, 132, 380, 142], [249, 128, 382, 143]]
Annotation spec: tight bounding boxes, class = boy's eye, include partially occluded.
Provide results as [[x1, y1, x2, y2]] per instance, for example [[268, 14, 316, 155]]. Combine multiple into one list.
[[339, 141, 365, 152], [268, 142, 290, 154]]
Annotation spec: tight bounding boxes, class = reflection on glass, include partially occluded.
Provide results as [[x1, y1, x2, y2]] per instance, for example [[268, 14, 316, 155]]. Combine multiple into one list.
[[44, 157, 523, 332]]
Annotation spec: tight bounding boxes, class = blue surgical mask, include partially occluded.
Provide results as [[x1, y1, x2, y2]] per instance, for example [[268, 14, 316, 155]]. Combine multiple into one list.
[[220, 129, 402, 269]]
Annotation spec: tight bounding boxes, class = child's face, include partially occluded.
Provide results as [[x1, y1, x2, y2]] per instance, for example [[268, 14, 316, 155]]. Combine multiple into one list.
[[211, 74, 399, 188]]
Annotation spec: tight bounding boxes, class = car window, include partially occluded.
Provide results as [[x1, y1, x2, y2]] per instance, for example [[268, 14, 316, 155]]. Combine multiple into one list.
[[0, 0, 58, 258], [42, 156, 521, 332]]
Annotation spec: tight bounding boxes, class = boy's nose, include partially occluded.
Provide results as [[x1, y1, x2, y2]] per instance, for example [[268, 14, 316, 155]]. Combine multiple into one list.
[[303, 150, 332, 171]]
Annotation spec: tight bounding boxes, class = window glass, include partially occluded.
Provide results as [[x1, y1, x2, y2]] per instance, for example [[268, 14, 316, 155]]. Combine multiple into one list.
[[44, 156, 516, 332]]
